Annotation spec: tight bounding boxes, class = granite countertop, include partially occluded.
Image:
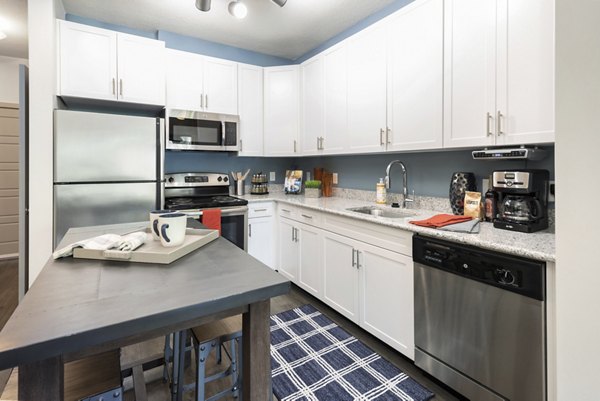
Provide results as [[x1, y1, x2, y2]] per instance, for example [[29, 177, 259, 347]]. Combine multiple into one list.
[[241, 193, 556, 263]]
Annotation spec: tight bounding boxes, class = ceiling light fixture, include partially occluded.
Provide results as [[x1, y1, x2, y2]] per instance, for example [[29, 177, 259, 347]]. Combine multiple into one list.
[[0, 31, 6, 41], [271, 0, 287, 7], [228, 1, 248, 19], [195, 0, 211, 12]]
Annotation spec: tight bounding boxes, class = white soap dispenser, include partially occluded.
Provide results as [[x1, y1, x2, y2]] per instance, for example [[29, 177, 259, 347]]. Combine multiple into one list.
[[376, 178, 387, 204]]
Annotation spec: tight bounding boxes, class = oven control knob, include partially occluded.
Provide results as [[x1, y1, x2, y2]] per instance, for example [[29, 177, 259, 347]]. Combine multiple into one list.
[[168, 177, 174, 183], [495, 268, 515, 285], [217, 176, 222, 182], [223, 176, 229, 182]]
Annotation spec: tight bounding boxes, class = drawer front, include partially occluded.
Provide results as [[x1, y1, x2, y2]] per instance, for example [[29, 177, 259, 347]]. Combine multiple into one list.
[[248, 202, 274, 218], [297, 208, 322, 226], [278, 204, 298, 219], [323, 213, 412, 257]]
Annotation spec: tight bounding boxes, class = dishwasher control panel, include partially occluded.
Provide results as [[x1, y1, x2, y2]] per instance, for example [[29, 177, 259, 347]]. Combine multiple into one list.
[[413, 235, 545, 300]]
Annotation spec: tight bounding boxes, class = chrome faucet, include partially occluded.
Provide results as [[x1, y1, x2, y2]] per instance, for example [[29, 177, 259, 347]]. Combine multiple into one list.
[[385, 160, 413, 208]]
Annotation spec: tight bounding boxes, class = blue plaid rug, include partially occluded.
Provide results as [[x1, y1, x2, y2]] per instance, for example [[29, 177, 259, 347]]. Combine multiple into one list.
[[270, 305, 434, 401]]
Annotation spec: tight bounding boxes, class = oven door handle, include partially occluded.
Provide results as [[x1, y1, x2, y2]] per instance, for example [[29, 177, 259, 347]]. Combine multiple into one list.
[[180, 206, 248, 218]]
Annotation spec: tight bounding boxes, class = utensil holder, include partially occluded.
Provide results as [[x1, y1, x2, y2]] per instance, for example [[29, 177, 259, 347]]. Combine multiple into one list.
[[236, 180, 245, 196]]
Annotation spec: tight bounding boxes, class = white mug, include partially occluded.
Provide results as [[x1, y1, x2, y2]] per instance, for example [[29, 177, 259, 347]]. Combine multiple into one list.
[[149, 210, 174, 241], [158, 213, 187, 247]]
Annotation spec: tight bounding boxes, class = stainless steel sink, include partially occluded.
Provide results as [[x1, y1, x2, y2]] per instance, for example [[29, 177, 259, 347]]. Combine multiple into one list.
[[346, 206, 417, 219]]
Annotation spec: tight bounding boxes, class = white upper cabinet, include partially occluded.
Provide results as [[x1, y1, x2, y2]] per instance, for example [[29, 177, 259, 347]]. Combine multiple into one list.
[[58, 21, 117, 101], [58, 20, 165, 106], [166, 50, 204, 111], [444, 0, 555, 148], [203, 57, 238, 115], [117, 34, 166, 106], [347, 23, 388, 154], [496, 0, 555, 145], [166, 50, 238, 114], [443, 0, 497, 148], [323, 44, 349, 154], [238, 63, 264, 157], [386, 0, 444, 151], [264, 65, 300, 156], [301, 55, 325, 155]]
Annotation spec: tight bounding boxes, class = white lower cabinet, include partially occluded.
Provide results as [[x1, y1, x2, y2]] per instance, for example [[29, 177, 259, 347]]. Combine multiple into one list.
[[248, 217, 275, 269], [278, 218, 299, 281], [323, 231, 360, 324], [359, 243, 414, 359], [297, 223, 323, 298]]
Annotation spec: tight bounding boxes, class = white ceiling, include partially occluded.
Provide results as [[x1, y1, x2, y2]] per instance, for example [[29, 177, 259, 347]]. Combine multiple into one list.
[[61, 0, 399, 60], [0, 0, 28, 59]]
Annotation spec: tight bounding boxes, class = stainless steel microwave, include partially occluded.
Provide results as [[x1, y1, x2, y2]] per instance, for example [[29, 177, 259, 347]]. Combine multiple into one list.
[[165, 109, 240, 151]]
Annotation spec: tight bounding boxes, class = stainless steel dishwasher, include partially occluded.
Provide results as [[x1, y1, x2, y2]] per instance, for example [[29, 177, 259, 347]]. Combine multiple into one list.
[[413, 235, 546, 401]]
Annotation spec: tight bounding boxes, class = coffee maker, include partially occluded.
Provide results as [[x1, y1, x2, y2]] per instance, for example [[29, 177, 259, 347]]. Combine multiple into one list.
[[492, 170, 549, 233]]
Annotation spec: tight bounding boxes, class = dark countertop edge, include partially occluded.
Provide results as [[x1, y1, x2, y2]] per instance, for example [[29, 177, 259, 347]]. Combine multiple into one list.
[[0, 280, 290, 371]]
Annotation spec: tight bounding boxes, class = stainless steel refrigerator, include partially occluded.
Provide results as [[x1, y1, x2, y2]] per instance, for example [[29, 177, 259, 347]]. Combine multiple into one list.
[[53, 110, 163, 246]]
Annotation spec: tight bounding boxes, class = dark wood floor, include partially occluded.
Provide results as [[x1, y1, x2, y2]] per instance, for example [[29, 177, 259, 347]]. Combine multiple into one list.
[[0, 260, 465, 401]]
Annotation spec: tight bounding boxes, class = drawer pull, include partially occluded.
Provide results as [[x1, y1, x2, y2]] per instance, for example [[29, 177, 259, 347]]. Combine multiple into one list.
[[281, 209, 291, 213], [301, 214, 313, 219], [254, 208, 268, 212]]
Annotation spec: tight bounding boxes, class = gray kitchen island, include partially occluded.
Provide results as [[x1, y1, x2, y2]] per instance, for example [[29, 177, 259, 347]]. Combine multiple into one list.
[[0, 221, 290, 400]]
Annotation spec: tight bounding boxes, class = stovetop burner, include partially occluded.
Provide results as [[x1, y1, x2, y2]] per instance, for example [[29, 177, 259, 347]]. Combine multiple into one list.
[[165, 195, 248, 210]]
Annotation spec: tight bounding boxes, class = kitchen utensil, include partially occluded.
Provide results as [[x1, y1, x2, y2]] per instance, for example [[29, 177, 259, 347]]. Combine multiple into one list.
[[241, 169, 251, 180], [236, 179, 245, 196], [231, 171, 237, 181]]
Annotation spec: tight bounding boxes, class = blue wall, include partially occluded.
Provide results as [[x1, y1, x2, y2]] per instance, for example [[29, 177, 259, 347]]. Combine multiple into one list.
[[164, 147, 555, 198]]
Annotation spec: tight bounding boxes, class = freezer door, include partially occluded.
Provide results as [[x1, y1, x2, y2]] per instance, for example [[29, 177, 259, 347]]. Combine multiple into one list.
[[54, 110, 159, 182], [54, 183, 158, 247]]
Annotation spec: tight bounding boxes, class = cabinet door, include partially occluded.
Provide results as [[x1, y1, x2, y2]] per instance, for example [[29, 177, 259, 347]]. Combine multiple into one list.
[[496, 0, 555, 145], [58, 20, 117, 101], [204, 57, 238, 115], [166, 49, 204, 111], [297, 223, 323, 298], [238, 64, 264, 156], [443, 0, 497, 148], [117, 33, 166, 106], [387, 0, 444, 151], [264, 66, 300, 156], [278, 218, 298, 281], [248, 217, 275, 269], [323, 44, 348, 154], [322, 231, 359, 324], [359, 243, 414, 359], [347, 24, 388, 154], [301, 56, 324, 155]]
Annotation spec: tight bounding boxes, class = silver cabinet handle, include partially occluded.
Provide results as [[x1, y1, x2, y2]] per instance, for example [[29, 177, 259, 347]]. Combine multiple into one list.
[[386, 127, 391, 145], [380, 128, 385, 145], [356, 250, 361, 269], [320, 137, 324, 149], [352, 248, 356, 267], [291, 226, 295, 242], [112, 78, 116, 95], [497, 110, 504, 135], [249, 223, 252, 237], [317, 137, 320, 150], [239, 139, 243, 152], [293, 140, 297, 153], [119, 79, 123, 97], [200, 94, 204, 109], [254, 208, 267, 212], [486, 112, 493, 136], [281, 208, 291, 213], [301, 214, 313, 219], [205, 94, 208, 109]]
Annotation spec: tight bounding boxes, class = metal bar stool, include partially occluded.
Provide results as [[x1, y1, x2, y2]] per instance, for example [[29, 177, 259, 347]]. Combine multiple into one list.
[[169, 315, 243, 401]]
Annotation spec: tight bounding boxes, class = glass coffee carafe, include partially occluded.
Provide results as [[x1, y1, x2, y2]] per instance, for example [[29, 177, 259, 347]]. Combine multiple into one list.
[[499, 195, 543, 223]]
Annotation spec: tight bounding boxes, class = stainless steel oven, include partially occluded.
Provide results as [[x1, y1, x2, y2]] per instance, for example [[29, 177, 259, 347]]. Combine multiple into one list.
[[165, 109, 239, 151], [181, 207, 248, 251]]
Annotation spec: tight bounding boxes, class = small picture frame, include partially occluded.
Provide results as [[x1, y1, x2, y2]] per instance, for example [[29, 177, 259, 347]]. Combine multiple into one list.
[[284, 170, 303, 194]]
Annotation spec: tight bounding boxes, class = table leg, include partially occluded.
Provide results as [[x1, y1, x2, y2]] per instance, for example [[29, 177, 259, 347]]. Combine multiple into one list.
[[18, 356, 64, 401], [242, 299, 271, 401]]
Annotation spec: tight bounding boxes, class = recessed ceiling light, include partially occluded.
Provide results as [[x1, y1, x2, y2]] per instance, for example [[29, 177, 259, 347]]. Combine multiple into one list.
[[228, 1, 248, 19], [196, 0, 211, 12], [0, 31, 6, 41], [271, 0, 287, 7]]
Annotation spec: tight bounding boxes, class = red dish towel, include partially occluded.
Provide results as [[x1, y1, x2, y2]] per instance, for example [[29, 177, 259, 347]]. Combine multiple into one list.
[[409, 214, 473, 228], [202, 208, 222, 235]]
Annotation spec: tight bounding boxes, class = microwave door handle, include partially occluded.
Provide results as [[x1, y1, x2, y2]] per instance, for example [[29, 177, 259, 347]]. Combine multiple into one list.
[[222, 121, 226, 146]]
